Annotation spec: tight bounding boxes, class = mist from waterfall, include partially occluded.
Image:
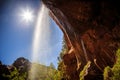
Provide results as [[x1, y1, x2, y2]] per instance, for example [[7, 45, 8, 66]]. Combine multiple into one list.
[[29, 4, 51, 79], [32, 4, 50, 63]]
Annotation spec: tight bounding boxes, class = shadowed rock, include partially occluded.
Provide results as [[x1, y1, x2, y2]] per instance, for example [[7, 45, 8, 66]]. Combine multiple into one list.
[[42, 0, 120, 80]]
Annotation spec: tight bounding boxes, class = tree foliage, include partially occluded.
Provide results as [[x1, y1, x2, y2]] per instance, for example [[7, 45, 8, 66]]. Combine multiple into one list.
[[56, 38, 69, 80], [104, 49, 120, 80], [0, 57, 56, 80], [3, 67, 27, 80], [79, 61, 91, 80]]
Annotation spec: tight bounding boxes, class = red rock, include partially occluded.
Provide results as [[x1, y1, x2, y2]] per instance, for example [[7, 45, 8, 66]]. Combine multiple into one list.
[[42, 0, 120, 80]]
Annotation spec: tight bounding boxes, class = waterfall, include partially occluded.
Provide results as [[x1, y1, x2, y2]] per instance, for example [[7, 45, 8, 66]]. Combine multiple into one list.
[[29, 4, 51, 79], [32, 4, 50, 64]]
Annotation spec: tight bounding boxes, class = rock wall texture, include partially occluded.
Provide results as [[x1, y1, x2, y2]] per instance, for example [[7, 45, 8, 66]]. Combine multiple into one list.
[[42, 0, 120, 80]]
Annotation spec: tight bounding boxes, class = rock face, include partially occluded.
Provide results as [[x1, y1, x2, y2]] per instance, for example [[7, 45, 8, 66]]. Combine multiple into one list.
[[13, 57, 31, 73], [42, 0, 120, 80]]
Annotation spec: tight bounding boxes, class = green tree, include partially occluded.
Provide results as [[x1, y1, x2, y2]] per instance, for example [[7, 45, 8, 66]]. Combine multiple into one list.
[[104, 66, 112, 80], [28, 63, 56, 80], [104, 49, 120, 80], [79, 61, 91, 80], [3, 67, 27, 80], [49, 63, 55, 69], [56, 38, 69, 80], [53, 70, 62, 80]]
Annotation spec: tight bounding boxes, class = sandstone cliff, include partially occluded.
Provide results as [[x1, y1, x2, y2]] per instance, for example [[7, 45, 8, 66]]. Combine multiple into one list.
[[42, 0, 120, 80]]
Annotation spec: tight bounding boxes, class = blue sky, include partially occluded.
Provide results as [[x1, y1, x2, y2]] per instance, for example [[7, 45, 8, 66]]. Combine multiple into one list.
[[0, 0, 63, 68]]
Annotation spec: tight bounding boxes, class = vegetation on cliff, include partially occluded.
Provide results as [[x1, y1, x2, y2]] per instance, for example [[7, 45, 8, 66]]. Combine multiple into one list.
[[57, 39, 120, 80], [0, 39, 68, 80], [79, 61, 91, 80], [56, 39, 69, 80], [104, 49, 120, 80], [0, 41, 120, 80], [0, 57, 56, 80]]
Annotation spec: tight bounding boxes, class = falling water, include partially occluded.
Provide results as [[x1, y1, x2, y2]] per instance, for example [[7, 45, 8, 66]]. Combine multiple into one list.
[[29, 4, 51, 79], [32, 4, 50, 63]]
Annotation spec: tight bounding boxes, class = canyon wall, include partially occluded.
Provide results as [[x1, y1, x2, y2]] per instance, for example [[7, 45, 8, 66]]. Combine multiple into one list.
[[42, 0, 120, 80]]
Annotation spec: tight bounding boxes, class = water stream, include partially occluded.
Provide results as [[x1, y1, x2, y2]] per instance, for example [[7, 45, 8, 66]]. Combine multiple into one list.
[[30, 4, 51, 79], [32, 4, 50, 64]]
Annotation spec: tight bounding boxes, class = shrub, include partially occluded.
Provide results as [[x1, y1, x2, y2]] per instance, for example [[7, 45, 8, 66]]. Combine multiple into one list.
[[104, 49, 120, 80]]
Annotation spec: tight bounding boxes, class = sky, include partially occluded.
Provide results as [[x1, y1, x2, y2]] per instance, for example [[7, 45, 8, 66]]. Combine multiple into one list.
[[0, 0, 63, 68]]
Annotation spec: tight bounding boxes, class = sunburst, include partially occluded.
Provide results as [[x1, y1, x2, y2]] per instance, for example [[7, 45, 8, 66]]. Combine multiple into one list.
[[20, 8, 33, 23]]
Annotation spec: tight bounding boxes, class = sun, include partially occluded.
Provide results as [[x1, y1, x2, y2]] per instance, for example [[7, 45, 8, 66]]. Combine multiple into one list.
[[21, 8, 33, 23]]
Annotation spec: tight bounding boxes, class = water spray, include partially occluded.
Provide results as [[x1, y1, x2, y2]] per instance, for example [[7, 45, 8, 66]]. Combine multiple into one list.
[[29, 4, 51, 79]]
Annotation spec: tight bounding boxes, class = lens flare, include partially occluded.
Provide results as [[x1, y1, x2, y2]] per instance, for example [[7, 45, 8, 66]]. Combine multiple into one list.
[[20, 8, 34, 23]]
